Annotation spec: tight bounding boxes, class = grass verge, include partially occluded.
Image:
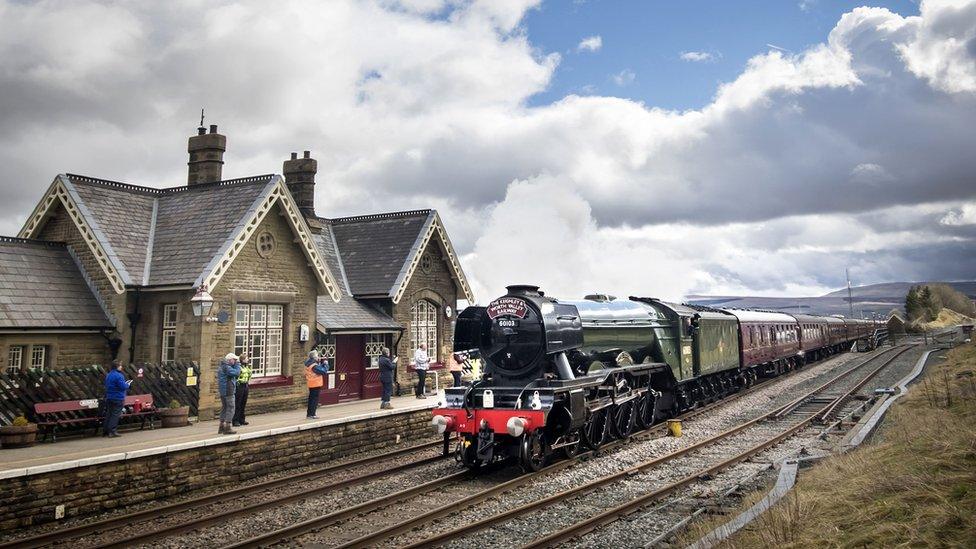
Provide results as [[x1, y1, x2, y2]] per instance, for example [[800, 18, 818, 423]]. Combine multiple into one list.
[[681, 342, 976, 548]]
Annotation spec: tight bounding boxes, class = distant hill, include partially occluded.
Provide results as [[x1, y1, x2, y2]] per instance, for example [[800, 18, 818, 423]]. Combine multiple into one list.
[[821, 281, 976, 299], [687, 281, 976, 318]]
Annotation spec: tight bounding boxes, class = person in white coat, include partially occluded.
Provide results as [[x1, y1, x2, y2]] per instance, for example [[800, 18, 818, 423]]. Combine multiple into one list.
[[414, 342, 430, 399]]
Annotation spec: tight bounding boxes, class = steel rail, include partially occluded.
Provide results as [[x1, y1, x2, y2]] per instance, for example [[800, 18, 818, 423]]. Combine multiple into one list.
[[222, 469, 472, 549], [771, 345, 908, 419], [336, 347, 893, 549], [0, 439, 443, 549], [405, 345, 910, 549], [228, 394, 753, 549], [521, 346, 915, 548], [816, 345, 913, 421]]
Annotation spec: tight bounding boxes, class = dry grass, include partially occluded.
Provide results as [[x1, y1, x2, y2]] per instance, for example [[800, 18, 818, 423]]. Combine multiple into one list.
[[911, 308, 975, 331], [680, 342, 976, 548]]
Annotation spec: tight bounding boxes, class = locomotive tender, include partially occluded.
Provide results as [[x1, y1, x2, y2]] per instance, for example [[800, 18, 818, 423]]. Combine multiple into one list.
[[431, 285, 882, 471]]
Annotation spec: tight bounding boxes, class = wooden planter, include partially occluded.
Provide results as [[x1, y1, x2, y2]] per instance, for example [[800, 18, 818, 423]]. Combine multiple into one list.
[[158, 406, 189, 428], [1, 423, 38, 448]]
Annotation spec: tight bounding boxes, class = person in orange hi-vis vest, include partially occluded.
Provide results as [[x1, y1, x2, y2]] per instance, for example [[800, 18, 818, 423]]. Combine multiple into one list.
[[304, 350, 329, 419]]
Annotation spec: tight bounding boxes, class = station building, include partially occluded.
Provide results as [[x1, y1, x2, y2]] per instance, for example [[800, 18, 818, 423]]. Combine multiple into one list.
[[0, 125, 473, 417]]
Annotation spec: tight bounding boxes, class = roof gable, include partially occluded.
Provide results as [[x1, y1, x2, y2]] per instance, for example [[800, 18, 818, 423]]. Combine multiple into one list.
[[19, 175, 131, 294], [0, 237, 113, 329], [18, 174, 341, 301], [326, 209, 473, 303]]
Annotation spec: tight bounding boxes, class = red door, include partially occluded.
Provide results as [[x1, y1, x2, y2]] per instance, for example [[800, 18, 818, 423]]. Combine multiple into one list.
[[335, 335, 364, 402]]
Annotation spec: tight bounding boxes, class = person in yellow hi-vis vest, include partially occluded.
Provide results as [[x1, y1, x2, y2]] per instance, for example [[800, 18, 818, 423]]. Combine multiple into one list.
[[232, 352, 252, 427]]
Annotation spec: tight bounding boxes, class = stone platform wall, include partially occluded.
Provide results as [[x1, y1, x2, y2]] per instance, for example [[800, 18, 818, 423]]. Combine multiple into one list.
[[0, 408, 435, 532]]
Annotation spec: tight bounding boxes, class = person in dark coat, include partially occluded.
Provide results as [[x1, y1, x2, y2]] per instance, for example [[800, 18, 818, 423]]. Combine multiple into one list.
[[103, 360, 131, 437], [378, 347, 396, 409]]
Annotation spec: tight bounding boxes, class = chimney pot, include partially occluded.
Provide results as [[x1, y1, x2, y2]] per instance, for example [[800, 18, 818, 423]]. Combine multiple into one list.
[[187, 124, 226, 186], [283, 150, 317, 217]]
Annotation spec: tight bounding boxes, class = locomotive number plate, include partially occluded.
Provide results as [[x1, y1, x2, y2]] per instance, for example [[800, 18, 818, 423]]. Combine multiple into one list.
[[497, 319, 519, 328]]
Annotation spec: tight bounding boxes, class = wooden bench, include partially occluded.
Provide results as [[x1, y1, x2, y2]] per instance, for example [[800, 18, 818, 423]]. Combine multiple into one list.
[[122, 394, 158, 431], [34, 399, 102, 442], [34, 393, 159, 442]]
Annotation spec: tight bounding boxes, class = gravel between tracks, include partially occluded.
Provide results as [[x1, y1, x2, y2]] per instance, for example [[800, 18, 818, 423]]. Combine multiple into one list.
[[140, 453, 463, 549], [379, 348, 884, 548]]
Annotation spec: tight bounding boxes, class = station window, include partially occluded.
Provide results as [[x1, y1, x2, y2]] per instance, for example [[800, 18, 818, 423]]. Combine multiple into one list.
[[235, 304, 284, 377], [410, 299, 438, 363], [161, 304, 178, 364], [316, 334, 336, 361], [29, 345, 47, 369], [6, 345, 23, 372]]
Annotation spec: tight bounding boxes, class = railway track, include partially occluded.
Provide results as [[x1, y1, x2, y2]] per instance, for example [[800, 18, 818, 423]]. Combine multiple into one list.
[[0, 439, 447, 549], [227, 346, 893, 548], [392, 344, 913, 549]]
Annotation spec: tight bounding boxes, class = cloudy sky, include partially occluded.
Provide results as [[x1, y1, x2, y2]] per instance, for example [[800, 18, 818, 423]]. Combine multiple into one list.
[[1, 0, 975, 303]]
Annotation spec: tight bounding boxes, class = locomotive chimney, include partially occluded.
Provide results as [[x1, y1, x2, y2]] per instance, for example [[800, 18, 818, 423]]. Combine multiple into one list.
[[283, 150, 317, 217], [506, 284, 542, 297], [187, 124, 226, 185]]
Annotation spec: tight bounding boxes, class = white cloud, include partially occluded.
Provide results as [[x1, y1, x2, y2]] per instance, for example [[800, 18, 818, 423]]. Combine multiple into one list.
[[680, 50, 718, 62], [611, 68, 635, 86], [577, 35, 602, 52], [0, 0, 975, 302]]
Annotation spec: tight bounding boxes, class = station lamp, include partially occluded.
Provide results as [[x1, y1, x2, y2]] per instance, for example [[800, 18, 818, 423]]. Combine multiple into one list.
[[190, 285, 215, 318]]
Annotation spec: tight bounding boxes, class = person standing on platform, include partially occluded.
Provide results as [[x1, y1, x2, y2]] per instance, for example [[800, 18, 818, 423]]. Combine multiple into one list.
[[217, 353, 241, 435], [232, 352, 252, 427], [305, 350, 329, 419], [449, 352, 464, 387], [103, 360, 131, 438], [414, 342, 430, 399], [378, 347, 395, 409]]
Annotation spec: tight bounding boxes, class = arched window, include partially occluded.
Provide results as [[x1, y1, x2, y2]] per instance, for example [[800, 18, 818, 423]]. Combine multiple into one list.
[[410, 300, 438, 362]]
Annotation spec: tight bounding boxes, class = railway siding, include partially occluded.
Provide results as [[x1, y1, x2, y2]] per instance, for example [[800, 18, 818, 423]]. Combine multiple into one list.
[[0, 407, 433, 532]]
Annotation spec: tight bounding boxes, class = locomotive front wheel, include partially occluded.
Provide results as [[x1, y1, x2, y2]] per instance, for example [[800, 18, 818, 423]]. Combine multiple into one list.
[[520, 432, 549, 472], [561, 430, 581, 459]]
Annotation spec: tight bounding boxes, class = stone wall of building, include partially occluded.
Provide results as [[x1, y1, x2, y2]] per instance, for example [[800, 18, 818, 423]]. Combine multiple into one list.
[[198, 205, 320, 417], [0, 409, 436, 532], [0, 333, 110, 373], [392, 236, 459, 390]]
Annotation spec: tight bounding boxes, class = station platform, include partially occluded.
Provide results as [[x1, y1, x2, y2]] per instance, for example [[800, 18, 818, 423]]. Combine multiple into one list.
[[0, 394, 435, 478]]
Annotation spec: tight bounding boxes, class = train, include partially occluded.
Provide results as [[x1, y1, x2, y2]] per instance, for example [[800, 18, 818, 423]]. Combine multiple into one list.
[[431, 285, 885, 471]]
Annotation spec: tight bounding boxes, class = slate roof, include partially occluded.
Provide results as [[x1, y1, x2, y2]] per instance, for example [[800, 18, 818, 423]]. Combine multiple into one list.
[[60, 174, 277, 286], [327, 210, 433, 297], [312, 223, 402, 332], [0, 237, 112, 329]]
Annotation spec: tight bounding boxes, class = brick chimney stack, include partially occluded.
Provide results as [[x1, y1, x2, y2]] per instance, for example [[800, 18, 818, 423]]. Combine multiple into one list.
[[187, 124, 226, 186], [283, 150, 317, 217]]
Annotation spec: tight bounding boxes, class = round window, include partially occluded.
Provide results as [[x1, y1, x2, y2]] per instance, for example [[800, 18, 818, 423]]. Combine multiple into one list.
[[256, 231, 276, 258], [420, 253, 432, 273]]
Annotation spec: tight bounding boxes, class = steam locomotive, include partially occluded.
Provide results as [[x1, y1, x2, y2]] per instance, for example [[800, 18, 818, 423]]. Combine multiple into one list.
[[431, 285, 882, 471]]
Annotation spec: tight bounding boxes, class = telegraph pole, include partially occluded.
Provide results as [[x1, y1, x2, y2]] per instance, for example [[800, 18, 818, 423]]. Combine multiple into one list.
[[846, 268, 854, 318]]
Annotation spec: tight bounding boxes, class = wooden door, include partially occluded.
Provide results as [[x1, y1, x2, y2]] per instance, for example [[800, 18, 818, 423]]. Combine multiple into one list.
[[335, 335, 364, 402]]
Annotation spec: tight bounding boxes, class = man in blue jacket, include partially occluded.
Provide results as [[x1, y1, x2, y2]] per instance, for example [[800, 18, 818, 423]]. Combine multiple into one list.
[[103, 360, 131, 437], [217, 353, 242, 434]]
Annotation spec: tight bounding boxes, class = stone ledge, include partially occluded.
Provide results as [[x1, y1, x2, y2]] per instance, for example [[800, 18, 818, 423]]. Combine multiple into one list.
[[0, 402, 435, 481]]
